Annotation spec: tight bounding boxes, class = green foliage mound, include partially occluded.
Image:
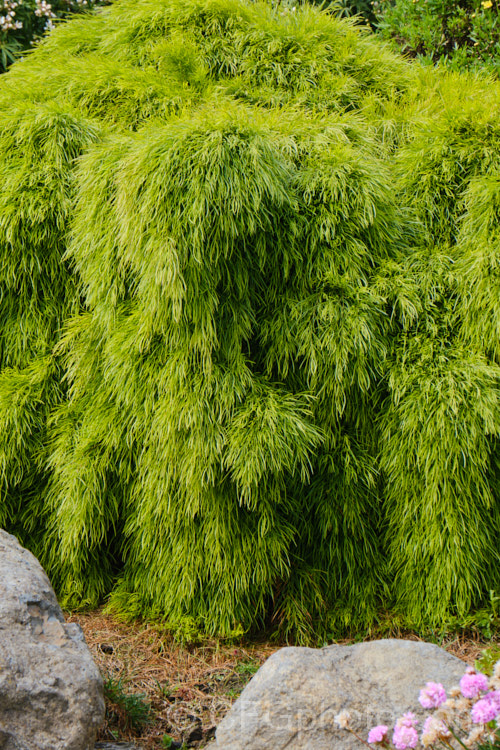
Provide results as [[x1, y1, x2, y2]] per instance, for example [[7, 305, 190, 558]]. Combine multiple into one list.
[[0, 0, 499, 642]]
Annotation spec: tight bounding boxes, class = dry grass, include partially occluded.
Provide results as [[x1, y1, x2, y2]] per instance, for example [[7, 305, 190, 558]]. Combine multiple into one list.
[[67, 609, 496, 749], [67, 609, 277, 748]]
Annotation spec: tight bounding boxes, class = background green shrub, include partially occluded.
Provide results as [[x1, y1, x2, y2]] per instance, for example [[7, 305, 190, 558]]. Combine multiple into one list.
[[372, 0, 500, 74], [0, 0, 105, 71]]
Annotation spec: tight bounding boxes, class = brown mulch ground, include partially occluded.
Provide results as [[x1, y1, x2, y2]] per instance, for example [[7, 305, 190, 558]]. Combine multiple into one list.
[[67, 609, 495, 750], [68, 609, 277, 748]]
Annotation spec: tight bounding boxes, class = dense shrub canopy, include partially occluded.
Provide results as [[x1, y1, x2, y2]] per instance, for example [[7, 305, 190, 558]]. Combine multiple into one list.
[[0, 0, 499, 642]]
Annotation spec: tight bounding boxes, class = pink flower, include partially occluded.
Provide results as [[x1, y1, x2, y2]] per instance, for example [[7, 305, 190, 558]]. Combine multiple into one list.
[[422, 717, 434, 733], [368, 725, 389, 743], [392, 725, 419, 749], [460, 671, 489, 699], [487, 690, 500, 711], [471, 696, 498, 724], [419, 682, 447, 709], [397, 712, 418, 729], [392, 714, 419, 750]]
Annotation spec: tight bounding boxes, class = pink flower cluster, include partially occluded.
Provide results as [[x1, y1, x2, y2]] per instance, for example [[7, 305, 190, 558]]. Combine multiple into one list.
[[460, 668, 489, 699], [392, 713, 418, 750], [368, 725, 389, 743], [418, 682, 447, 710], [337, 662, 500, 750], [471, 691, 500, 724]]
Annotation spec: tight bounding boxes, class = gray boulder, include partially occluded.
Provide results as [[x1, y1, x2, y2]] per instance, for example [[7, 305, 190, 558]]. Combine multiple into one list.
[[215, 638, 467, 750], [0, 529, 105, 750]]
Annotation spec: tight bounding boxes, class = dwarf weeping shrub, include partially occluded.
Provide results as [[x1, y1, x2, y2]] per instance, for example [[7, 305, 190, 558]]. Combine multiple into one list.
[[0, 102, 100, 554], [0, 0, 498, 642]]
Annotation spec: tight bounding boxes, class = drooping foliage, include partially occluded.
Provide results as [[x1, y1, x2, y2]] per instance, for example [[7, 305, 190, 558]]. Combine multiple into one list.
[[0, 0, 498, 641]]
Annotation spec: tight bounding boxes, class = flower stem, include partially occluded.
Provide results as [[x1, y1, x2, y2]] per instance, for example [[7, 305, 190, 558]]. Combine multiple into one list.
[[447, 726, 470, 750], [347, 727, 376, 750]]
